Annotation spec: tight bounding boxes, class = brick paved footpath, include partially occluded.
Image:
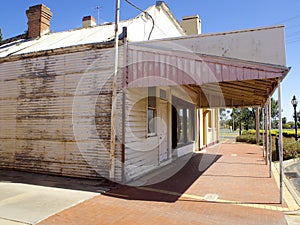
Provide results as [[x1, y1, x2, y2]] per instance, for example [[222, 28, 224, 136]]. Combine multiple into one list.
[[38, 140, 291, 225]]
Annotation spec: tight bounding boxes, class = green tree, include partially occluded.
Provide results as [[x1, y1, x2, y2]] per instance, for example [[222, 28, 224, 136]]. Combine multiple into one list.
[[271, 98, 278, 118], [242, 108, 255, 130], [282, 117, 290, 129], [282, 117, 287, 125], [230, 108, 255, 134], [219, 108, 232, 128], [0, 28, 2, 42], [296, 111, 300, 128], [270, 98, 279, 128], [219, 108, 227, 128]]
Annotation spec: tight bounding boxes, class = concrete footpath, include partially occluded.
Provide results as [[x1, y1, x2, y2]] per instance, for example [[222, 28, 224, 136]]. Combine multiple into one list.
[[0, 170, 109, 225], [1, 140, 299, 224]]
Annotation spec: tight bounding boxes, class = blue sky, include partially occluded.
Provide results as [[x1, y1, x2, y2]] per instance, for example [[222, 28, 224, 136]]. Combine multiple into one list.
[[1, 0, 300, 121]]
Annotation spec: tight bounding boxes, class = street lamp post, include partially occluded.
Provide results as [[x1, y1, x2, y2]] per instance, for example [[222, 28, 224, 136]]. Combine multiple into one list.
[[291, 95, 298, 141]]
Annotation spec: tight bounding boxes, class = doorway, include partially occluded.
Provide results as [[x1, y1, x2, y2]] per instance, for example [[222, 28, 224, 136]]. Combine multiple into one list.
[[158, 100, 169, 163]]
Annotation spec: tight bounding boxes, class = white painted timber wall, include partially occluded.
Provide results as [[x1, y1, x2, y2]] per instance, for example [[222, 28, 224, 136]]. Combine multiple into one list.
[[124, 88, 159, 181], [124, 86, 200, 182]]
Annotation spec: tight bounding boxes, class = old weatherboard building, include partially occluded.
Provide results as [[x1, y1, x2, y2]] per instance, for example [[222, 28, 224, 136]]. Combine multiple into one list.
[[0, 2, 289, 183]]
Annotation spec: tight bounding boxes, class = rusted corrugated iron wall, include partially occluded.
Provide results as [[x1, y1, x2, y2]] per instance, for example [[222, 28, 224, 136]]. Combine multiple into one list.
[[0, 47, 124, 181]]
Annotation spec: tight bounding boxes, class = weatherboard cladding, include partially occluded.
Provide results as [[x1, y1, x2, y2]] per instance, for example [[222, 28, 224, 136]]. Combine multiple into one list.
[[0, 47, 124, 180], [124, 88, 158, 181]]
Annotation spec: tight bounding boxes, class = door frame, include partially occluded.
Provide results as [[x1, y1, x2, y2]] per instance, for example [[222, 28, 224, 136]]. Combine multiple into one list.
[[158, 98, 169, 164]]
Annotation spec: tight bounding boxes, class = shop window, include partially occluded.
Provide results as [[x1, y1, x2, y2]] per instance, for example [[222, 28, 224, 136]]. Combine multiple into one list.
[[148, 108, 155, 134], [186, 108, 195, 142], [160, 89, 167, 100], [172, 96, 195, 148], [148, 87, 156, 136]]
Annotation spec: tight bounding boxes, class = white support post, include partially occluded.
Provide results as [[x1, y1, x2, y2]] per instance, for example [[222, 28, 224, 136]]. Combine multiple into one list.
[[121, 27, 128, 182], [262, 108, 265, 158], [278, 81, 283, 204], [265, 104, 269, 166], [269, 98, 272, 178], [258, 107, 261, 143], [256, 107, 260, 144], [109, 0, 120, 181]]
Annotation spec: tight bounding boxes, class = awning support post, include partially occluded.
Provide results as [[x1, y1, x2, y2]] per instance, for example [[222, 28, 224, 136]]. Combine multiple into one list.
[[256, 107, 260, 144], [269, 97, 272, 178], [109, 0, 121, 181], [121, 27, 128, 182], [262, 108, 265, 158], [278, 81, 283, 204], [265, 104, 269, 166]]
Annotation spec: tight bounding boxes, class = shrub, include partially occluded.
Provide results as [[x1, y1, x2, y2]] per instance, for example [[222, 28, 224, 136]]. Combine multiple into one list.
[[245, 129, 300, 138], [236, 133, 300, 160], [243, 129, 278, 136], [242, 130, 254, 135], [236, 135, 257, 144], [283, 138, 300, 160], [282, 130, 297, 138]]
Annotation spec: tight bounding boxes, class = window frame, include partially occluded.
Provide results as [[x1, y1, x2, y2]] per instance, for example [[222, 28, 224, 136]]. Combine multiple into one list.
[[147, 87, 157, 137]]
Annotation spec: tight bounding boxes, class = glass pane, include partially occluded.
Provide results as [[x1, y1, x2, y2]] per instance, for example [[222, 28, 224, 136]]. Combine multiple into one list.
[[148, 109, 155, 134], [178, 109, 184, 144], [186, 108, 195, 142], [148, 87, 156, 108], [160, 89, 167, 100]]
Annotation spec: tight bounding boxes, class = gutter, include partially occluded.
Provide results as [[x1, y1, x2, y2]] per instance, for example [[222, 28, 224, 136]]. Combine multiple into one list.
[[0, 41, 120, 64]]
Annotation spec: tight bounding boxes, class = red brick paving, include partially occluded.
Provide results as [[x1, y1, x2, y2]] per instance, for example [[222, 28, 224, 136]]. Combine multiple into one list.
[[38, 140, 287, 225]]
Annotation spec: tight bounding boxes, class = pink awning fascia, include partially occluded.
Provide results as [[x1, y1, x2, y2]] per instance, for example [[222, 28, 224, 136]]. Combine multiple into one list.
[[125, 44, 289, 89]]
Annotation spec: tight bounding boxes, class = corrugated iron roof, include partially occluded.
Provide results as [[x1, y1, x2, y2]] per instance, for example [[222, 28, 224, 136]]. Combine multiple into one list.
[[0, 20, 133, 58]]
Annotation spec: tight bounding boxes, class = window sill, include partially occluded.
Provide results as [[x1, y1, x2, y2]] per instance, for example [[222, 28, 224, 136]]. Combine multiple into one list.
[[147, 133, 157, 138], [176, 141, 195, 149]]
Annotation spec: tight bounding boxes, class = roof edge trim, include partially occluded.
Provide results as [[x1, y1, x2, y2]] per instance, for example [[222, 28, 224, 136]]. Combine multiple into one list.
[[0, 41, 119, 63], [131, 25, 285, 44]]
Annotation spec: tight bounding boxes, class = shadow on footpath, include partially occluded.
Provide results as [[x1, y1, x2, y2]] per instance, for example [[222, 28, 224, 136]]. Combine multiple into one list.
[[0, 169, 111, 193], [104, 153, 222, 203], [0, 152, 221, 200]]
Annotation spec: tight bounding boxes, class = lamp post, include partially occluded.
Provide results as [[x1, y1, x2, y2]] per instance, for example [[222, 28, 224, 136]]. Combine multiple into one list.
[[291, 95, 298, 141]]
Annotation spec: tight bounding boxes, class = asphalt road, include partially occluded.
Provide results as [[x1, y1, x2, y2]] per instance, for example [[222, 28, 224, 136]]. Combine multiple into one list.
[[285, 162, 300, 197]]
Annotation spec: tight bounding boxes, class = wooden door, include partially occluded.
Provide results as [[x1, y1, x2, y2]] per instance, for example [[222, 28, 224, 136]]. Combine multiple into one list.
[[158, 100, 168, 163]]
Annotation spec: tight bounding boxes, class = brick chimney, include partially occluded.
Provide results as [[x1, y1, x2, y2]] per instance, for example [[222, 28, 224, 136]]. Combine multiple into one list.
[[82, 16, 97, 28], [26, 4, 53, 39], [180, 15, 202, 35]]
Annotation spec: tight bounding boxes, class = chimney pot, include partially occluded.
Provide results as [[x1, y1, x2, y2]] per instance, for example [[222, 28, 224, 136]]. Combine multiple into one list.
[[26, 4, 52, 39], [82, 16, 97, 28], [156, 1, 165, 6]]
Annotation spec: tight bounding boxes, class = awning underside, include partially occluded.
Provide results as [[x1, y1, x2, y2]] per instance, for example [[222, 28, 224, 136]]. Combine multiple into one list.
[[186, 79, 280, 108]]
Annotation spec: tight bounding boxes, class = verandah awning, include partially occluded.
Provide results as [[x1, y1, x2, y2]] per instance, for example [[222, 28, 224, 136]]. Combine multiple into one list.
[[124, 25, 289, 108]]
